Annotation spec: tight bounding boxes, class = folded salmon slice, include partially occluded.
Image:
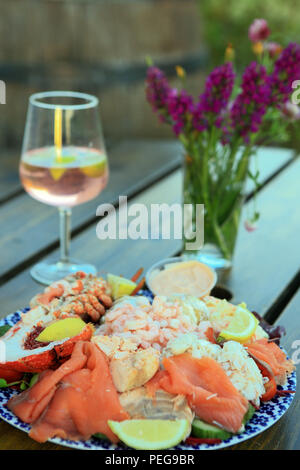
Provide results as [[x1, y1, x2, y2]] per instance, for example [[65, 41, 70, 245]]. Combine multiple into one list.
[[246, 338, 295, 384], [146, 353, 248, 433], [7, 341, 129, 443]]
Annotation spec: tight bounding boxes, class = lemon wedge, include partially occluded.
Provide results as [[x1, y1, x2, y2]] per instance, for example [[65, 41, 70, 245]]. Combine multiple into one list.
[[37, 318, 86, 342], [107, 273, 137, 300], [108, 419, 189, 450], [50, 156, 77, 181], [50, 168, 66, 181], [81, 161, 107, 178], [218, 306, 259, 343]]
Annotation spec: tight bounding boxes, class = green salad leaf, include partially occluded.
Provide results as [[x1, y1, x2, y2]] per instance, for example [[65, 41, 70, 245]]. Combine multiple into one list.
[[0, 325, 11, 337]]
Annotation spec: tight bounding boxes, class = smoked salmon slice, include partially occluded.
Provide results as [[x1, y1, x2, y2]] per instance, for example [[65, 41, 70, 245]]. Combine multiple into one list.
[[146, 353, 248, 433], [246, 338, 295, 385], [7, 341, 129, 443]]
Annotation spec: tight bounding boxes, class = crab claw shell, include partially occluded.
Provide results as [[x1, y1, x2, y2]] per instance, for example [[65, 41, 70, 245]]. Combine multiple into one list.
[[0, 324, 94, 373]]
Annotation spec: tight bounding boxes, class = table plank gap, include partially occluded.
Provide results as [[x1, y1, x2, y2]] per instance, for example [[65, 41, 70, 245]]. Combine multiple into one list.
[[264, 268, 300, 324]]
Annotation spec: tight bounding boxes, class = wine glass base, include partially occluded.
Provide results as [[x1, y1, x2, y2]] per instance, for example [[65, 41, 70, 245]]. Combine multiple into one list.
[[30, 259, 98, 286]]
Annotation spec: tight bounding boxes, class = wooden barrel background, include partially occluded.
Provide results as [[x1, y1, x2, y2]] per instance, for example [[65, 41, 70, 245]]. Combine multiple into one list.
[[0, 0, 208, 148]]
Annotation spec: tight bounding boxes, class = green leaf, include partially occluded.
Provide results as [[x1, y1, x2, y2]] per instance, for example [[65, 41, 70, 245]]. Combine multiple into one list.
[[0, 378, 8, 388], [0, 325, 11, 337], [20, 381, 28, 391], [29, 373, 39, 388]]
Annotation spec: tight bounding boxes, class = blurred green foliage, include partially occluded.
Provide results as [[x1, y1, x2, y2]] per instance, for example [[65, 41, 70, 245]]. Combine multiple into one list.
[[199, 0, 299, 72]]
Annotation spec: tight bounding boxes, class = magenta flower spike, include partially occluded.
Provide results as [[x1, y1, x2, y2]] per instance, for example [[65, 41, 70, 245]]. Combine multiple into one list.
[[229, 62, 271, 141], [269, 43, 300, 105]]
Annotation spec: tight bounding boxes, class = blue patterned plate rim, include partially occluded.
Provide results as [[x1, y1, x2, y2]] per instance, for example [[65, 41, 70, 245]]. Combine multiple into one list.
[[0, 307, 296, 451]]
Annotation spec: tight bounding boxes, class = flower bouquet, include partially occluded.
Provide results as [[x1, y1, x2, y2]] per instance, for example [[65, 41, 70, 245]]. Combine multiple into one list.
[[145, 19, 300, 272]]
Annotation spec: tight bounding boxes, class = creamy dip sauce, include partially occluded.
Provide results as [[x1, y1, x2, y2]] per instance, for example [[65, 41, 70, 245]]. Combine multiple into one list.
[[148, 260, 216, 297]]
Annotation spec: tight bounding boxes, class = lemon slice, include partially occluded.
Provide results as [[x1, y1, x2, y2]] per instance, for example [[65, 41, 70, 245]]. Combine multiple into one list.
[[81, 161, 107, 178], [108, 419, 189, 450], [218, 306, 259, 343], [37, 318, 87, 342], [50, 168, 66, 181], [107, 273, 137, 300], [50, 156, 77, 181]]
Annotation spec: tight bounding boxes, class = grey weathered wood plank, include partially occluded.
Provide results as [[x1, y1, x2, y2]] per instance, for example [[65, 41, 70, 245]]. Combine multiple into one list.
[[0, 139, 182, 282], [228, 289, 300, 450], [228, 157, 300, 316], [0, 149, 23, 202]]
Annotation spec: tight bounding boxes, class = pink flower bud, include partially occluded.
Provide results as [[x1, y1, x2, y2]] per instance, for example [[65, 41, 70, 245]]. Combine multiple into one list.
[[244, 220, 258, 232], [248, 19, 270, 43], [264, 41, 282, 58]]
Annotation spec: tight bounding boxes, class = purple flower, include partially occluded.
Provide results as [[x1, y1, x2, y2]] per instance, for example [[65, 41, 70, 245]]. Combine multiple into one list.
[[229, 62, 271, 142], [192, 62, 235, 132], [248, 19, 270, 42], [200, 63, 235, 115], [269, 43, 300, 105], [145, 66, 173, 117], [145, 66, 193, 135], [166, 89, 194, 135]]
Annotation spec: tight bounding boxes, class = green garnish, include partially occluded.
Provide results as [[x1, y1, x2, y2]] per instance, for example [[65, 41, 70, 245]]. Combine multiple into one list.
[[0, 325, 11, 337], [29, 373, 39, 388], [93, 432, 109, 441]]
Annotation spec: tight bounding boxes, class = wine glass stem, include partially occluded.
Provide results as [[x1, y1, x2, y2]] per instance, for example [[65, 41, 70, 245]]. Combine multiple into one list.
[[59, 207, 72, 263]]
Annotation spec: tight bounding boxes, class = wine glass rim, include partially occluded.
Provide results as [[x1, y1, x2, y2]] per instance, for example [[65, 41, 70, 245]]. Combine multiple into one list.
[[29, 91, 99, 110]]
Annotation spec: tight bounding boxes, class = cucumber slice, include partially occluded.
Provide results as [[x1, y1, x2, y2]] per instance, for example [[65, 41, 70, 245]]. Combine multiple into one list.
[[93, 432, 109, 441], [243, 404, 256, 424], [192, 418, 232, 440]]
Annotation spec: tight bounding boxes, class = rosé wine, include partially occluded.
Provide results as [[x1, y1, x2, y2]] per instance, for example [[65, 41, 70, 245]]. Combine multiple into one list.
[[20, 146, 108, 207]]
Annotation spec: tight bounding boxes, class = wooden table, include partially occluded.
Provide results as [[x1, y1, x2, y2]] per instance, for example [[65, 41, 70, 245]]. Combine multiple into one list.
[[0, 141, 299, 450]]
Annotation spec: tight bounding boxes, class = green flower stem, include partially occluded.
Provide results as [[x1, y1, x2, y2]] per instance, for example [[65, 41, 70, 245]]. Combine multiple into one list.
[[182, 132, 251, 260]]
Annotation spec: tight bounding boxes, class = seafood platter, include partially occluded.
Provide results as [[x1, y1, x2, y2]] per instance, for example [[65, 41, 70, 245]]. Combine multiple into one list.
[[0, 260, 296, 450]]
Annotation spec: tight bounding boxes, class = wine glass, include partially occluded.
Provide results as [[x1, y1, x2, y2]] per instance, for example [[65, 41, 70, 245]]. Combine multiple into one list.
[[19, 91, 109, 285]]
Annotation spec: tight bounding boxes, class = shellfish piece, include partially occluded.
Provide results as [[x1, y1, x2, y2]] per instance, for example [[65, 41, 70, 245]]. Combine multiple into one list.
[[0, 317, 94, 373], [29, 272, 113, 323], [109, 348, 160, 392], [119, 387, 194, 427]]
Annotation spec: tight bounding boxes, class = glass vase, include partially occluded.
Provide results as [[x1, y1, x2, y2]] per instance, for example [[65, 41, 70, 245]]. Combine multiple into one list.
[[181, 142, 251, 275]]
